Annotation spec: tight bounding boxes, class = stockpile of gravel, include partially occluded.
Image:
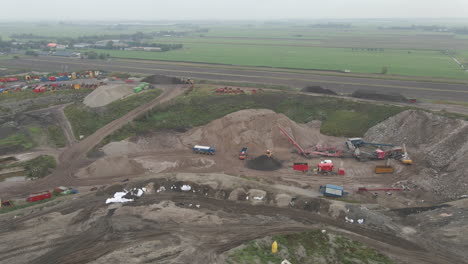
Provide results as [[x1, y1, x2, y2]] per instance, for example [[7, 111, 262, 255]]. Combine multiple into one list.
[[351, 89, 408, 102], [365, 110, 468, 201], [142, 74, 184, 84], [301, 86, 337, 95], [246, 155, 282, 171]]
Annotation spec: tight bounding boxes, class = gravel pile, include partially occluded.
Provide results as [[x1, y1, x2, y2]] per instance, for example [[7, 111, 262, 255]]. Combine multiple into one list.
[[246, 155, 282, 171], [365, 110, 468, 200], [351, 89, 408, 102], [301, 86, 337, 95], [142, 74, 184, 84]]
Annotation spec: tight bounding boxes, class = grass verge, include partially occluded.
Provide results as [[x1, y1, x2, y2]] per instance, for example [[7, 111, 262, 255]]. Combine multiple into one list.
[[47, 125, 67, 147], [64, 89, 162, 139], [226, 230, 394, 264]]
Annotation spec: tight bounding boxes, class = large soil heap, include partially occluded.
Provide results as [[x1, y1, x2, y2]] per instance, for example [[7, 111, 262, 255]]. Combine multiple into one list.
[[84, 84, 135, 108], [365, 110, 468, 200], [180, 109, 341, 160]]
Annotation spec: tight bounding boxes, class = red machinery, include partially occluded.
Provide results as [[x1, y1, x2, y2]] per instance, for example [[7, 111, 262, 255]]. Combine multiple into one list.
[[293, 162, 309, 172], [33, 85, 47, 93], [318, 160, 334, 173], [278, 125, 309, 157], [27, 191, 52, 202], [357, 187, 403, 192]]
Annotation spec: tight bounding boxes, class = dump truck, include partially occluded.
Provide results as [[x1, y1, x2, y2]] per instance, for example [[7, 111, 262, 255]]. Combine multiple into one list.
[[239, 147, 248, 160], [374, 165, 394, 174], [319, 184, 346, 197], [192, 145, 215, 155]]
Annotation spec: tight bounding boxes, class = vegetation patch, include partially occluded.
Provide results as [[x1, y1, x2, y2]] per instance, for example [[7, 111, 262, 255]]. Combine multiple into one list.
[[64, 89, 162, 138], [226, 230, 394, 264], [0, 133, 34, 151], [101, 92, 405, 146], [47, 125, 66, 147], [21, 155, 56, 179]]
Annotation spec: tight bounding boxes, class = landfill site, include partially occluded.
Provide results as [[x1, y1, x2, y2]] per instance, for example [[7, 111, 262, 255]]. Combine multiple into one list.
[[0, 72, 468, 264]]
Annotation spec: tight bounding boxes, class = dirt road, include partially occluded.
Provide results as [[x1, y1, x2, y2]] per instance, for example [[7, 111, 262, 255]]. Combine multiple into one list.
[[1, 56, 468, 102], [0, 85, 185, 197]]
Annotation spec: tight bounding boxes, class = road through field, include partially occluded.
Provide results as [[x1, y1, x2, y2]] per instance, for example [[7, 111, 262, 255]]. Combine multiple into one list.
[[1, 56, 468, 101]]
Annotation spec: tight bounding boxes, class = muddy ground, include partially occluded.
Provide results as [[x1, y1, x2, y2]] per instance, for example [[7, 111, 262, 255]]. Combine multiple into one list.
[[0, 173, 465, 264], [1, 81, 468, 264]]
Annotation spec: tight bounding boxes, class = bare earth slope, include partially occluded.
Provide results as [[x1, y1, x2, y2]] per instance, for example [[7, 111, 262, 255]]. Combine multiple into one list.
[[365, 110, 468, 200]]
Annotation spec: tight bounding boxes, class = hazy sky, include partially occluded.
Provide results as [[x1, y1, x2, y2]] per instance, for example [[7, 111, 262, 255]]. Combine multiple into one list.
[[2, 0, 468, 21]]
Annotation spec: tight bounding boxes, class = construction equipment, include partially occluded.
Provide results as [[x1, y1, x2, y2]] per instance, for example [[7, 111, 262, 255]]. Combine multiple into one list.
[[318, 160, 334, 174], [266, 149, 273, 158], [374, 165, 395, 174], [239, 147, 248, 160], [400, 144, 412, 165], [293, 162, 309, 172], [278, 126, 309, 157], [319, 184, 347, 197], [346, 138, 396, 150], [192, 145, 215, 155]]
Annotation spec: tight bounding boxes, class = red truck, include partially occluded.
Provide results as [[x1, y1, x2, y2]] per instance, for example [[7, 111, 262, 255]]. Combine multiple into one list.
[[27, 191, 51, 202]]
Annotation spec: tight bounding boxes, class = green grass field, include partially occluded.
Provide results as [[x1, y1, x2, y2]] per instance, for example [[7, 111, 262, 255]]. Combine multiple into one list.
[[90, 45, 466, 79], [2, 21, 468, 79]]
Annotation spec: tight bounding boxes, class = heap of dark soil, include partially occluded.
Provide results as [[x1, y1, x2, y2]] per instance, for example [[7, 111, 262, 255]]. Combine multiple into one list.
[[351, 89, 408, 102], [301, 86, 337, 95], [141, 74, 184, 85], [246, 155, 282, 171]]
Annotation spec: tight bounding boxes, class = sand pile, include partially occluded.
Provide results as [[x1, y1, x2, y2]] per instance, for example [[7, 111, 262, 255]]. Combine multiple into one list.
[[301, 86, 337, 95], [181, 109, 341, 160], [84, 84, 135, 108], [76, 156, 145, 179], [142, 74, 184, 85], [246, 155, 282, 171], [351, 89, 408, 102], [365, 110, 468, 200]]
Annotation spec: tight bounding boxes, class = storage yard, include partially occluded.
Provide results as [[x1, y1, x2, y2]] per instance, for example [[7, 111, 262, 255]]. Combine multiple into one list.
[[0, 70, 468, 264]]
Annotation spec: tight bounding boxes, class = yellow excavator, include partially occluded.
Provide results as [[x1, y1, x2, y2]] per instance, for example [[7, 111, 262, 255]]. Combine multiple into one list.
[[400, 144, 412, 165]]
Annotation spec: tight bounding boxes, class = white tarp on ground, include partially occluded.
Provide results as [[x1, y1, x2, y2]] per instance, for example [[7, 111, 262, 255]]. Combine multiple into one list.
[[105, 188, 146, 204], [106, 192, 134, 204]]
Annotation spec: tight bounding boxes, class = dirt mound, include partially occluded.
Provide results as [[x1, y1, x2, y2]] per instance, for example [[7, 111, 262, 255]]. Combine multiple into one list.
[[365, 110, 468, 200], [351, 89, 408, 102], [84, 84, 135, 108], [76, 156, 145, 179], [301, 86, 337, 95], [181, 109, 342, 160], [141, 74, 184, 85], [246, 155, 282, 171]]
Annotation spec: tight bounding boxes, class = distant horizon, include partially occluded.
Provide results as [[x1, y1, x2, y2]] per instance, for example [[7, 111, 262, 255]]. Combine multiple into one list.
[[1, 17, 468, 23], [1, 0, 467, 21]]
